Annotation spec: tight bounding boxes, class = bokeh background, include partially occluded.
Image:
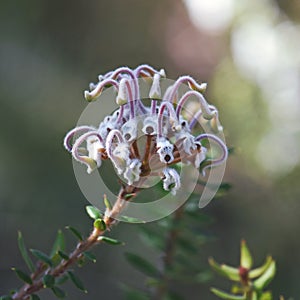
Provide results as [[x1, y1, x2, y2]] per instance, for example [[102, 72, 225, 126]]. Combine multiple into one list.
[[1, 0, 300, 299]]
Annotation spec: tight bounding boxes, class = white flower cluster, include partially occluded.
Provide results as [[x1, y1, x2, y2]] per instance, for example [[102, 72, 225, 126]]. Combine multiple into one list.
[[64, 65, 228, 195]]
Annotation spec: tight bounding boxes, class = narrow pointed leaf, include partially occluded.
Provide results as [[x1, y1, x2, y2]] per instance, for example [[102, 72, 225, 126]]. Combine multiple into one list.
[[67, 271, 87, 292], [249, 256, 273, 279], [56, 274, 69, 285], [30, 295, 41, 300], [42, 274, 55, 288], [65, 226, 83, 241], [85, 206, 101, 220], [253, 261, 276, 290], [210, 288, 246, 300], [50, 230, 66, 258], [240, 240, 253, 269], [83, 251, 97, 263], [30, 249, 53, 267], [98, 236, 124, 245], [58, 250, 69, 260], [17, 231, 35, 272], [51, 286, 66, 299], [125, 252, 159, 277], [103, 194, 112, 210], [12, 268, 32, 284], [209, 258, 240, 281]]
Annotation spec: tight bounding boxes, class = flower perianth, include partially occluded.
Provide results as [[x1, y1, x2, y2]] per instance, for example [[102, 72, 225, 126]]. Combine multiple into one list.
[[165, 75, 207, 103], [195, 134, 228, 175], [157, 101, 180, 139], [176, 90, 216, 120], [63, 125, 96, 152], [71, 131, 105, 174], [84, 78, 119, 102]]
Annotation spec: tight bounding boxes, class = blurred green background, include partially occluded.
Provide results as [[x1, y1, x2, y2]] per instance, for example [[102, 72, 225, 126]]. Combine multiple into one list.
[[0, 0, 300, 299]]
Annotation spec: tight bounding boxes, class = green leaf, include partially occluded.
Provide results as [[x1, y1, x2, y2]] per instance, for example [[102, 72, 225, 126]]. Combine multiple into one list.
[[83, 251, 97, 263], [56, 274, 69, 285], [166, 290, 185, 300], [177, 236, 198, 254], [51, 286, 66, 298], [138, 226, 164, 251], [240, 240, 253, 269], [30, 249, 53, 267], [0, 295, 13, 300], [260, 291, 273, 300], [103, 194, 112, 210], [57, 250, 69, 260], [77, 256, 86, 268], [93, 218, 106, 231], [67, 271, 87, 292], [30, 295, 41, 300], [43, 274, 55, 288], [12, 268, 32, 284], [253, 261, 276, 290], [17, 231, 35, 272], [209, 258, 240, 281], [125, 252, 159, 277], [121, 284, 149, 300], [210, 288, 246, 300], [50, 230, 66, 258], [249, 256, 273, 279], [65, 226, 83, 241], [98, 236, 124, 245], [195, 270, 214, 283], [124, 193, 136, 200], [85, 206, 102, 220]]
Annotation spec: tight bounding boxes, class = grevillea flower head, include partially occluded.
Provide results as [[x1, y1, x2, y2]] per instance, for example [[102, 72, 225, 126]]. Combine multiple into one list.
[[64, 65, 228, 195]]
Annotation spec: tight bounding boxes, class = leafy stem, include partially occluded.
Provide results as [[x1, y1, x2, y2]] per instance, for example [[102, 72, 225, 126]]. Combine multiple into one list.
[[10, 185, 136, 300]]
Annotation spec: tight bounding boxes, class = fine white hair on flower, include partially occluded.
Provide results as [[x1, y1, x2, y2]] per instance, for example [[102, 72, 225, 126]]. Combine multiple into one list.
[[156, 138, 175, 164], [64, 64, 227, 194], [121, 119, 138, 142], [162, 168, 181, 195], [123, 159, 142, 186]]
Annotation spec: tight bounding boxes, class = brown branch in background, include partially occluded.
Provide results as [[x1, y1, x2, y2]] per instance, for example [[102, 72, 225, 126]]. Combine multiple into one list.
[[153, 205, 185, 300]]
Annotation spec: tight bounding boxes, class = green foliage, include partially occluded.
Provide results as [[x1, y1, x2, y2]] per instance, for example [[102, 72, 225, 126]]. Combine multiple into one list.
[[67, 271, 87, 293], [93, 218, 106, 231], [98, 236, 124, 245], [30, 249, 53, 267], [65, 226, 83, 241], [121, 284, 150, 300], [124, 193, 217, 298], [17, 231, 35, 272], [83, 251, 97, 263], [125, 252, 160, 278], [42, 274, 55, 288], [0, 296, 13, 300], [85, 205, 102, 220], [12, 268, 32, 284], [50, 230, 66, 258], [210, 240, 279, 300], [51, 287, 66, 299]]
